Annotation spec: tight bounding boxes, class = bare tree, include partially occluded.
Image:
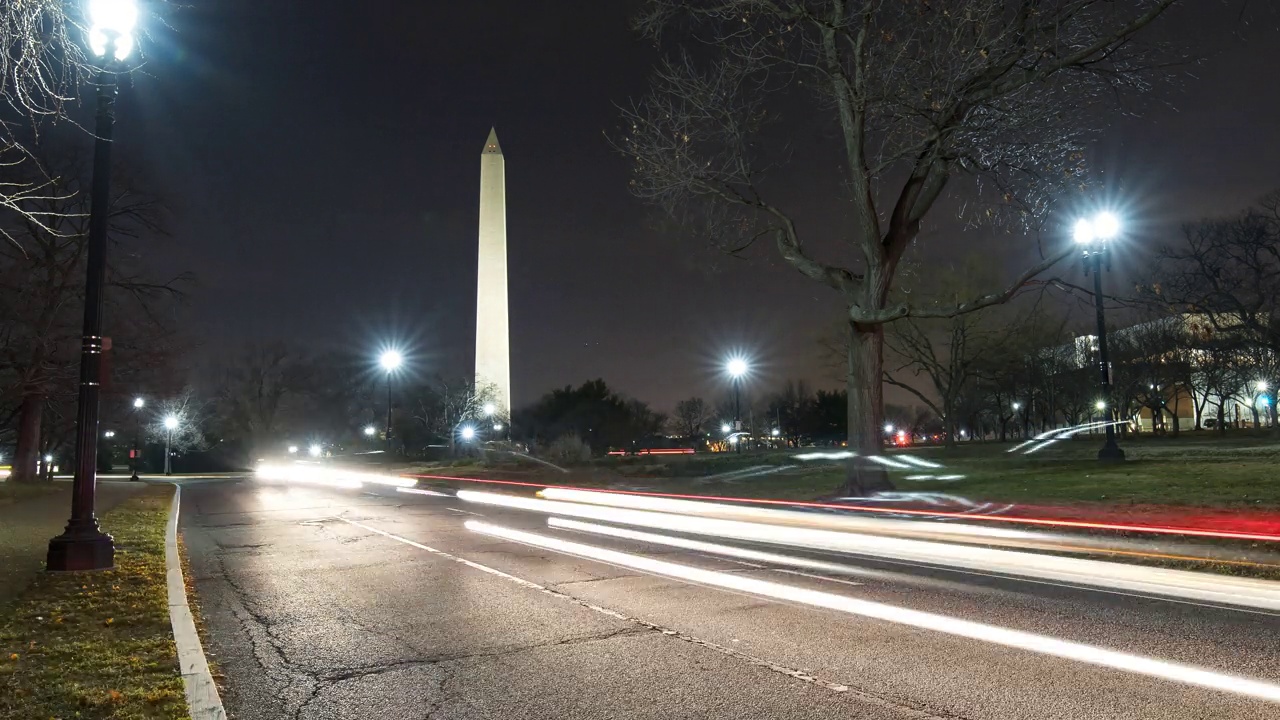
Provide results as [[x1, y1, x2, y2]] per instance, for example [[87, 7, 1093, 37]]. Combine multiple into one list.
[[673, 396, 708, 438], [619, 0, 1181, 492], [1146, 192, 1280, 431], [149, 386, 211, 454], [211, 342, 309, 457], [0, 148, 182, 482]]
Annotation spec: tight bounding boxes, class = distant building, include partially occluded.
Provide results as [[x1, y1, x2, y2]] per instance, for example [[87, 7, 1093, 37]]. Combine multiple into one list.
[[1063, 314, 1273, 432]]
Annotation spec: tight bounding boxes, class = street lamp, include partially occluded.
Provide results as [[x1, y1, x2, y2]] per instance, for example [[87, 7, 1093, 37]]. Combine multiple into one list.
[[364, 425, 376, 437], [103, 430, 115, 438], [379, 350, 402, 455], [483, 403, 496, 417], [287, 445, 299, 454], [721, 423, 731, 434], [130, 397, 144, 481], [493, 423, 503, 432], [308, 444, 323, 458], [1075, 211, 1125, 462], [163, 416, 178, 475], [884, 423, 894, 434], [47, 0, 140, 571], [726, 357, 748, 452], [460, 425, 476, 441]]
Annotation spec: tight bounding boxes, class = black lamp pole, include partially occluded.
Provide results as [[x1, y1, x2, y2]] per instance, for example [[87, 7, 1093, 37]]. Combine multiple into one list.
[[733, 379, 742, 454], [1087, 245, 1125, 462], [384, 371, 393, 455], [130, 401, 141, 481], [47, 54, 121, 571]]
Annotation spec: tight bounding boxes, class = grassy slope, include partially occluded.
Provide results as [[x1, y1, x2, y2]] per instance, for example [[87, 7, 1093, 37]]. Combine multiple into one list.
[[419, 433, 1280, 510], [0, 484, 188, 720]]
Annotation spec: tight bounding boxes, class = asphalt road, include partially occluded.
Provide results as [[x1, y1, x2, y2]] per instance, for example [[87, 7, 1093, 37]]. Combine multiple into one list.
[[181, 477, 1280, 720]]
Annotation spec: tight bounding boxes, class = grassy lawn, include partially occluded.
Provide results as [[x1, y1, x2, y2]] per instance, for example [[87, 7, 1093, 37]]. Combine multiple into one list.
[[0, 480, 62, 506], [414, 432, 1280, 511], [0, 484, 188, 719], [898, 434, 1280, 509]]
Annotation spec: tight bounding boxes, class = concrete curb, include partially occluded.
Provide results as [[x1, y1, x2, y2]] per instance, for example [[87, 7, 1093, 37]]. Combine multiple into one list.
[[165, 484, 227, 719]]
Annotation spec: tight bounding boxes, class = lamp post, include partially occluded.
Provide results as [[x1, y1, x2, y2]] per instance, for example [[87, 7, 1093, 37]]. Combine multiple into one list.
[[727, 358, 748, 452], [130, 397, 144, 481], [47, 0, 139, 572], [163, 416, 178, 475], [1075, 212, 1125, 462], [379, 350, 402, 455]]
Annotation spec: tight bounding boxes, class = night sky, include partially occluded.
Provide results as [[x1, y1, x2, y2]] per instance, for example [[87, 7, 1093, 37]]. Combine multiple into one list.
[[117, 1, 1280, 411]]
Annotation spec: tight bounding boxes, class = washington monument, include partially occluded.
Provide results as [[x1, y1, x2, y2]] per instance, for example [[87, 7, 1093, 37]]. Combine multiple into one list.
[[475, 128, 511, 414]]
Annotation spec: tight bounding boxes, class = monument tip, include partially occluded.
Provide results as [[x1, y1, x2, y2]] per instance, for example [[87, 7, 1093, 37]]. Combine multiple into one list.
[[483, 127, 501, 155]]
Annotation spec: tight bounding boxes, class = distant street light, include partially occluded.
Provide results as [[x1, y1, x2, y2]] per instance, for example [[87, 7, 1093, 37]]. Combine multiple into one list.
[[287, 445, 299, 454], [130, 397, 144, 481], [1012, 402, 1021, 411], [379, 349, 403, 455], [1075, 211, 1125, 462], [308, 444, 322, 458], [884, 424, 894, 434], [460, 426, 476, 441], [163, 415, 179, 475], [726, 357, 749, 453], [103, 430, 115, 438], [1258, 380, 1270, 392], [1095, 400, 1107, 411], [483, 402, 496, 417], [493, 423, 503, 432], [771, 428, 780, 437], [721, 423, 731, 434], [46, 0, 142, 572], [364, 425, 376, 437]]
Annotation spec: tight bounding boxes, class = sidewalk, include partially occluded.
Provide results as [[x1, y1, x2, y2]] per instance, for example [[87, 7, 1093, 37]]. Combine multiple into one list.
[[0, 481, 146, 611]]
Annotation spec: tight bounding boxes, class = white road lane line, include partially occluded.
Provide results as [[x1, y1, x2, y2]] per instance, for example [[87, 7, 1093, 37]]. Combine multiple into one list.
[[468, 520, 1280, 705], [333, 516, 903, 704], [771, 569, 864, 587]]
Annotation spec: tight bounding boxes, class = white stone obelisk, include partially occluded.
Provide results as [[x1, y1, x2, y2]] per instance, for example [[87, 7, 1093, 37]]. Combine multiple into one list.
[[475, 128, 511, 414]]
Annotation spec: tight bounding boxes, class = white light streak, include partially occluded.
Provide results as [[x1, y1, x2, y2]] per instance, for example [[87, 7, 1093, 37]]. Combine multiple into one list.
[[255, 462, 416, 490], [466, 521, 1280, 703], [397, 487, 451, 497], [463, 490, 1280, 612], [795, 451, 855, 460], [866, 455, 912, 469], [549, 518, 883, 580], [895, 455, 943, 469]]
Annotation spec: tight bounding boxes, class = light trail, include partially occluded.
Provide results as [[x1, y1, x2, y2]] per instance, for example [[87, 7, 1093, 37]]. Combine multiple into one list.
[[457, 490, 1280, 612], [410, 474, 1280, 543], [549, 517, 890, 580], [465, 520, 1280, 703], [397, 487, 451, 497], [539, 487, 1037, 542], [403, 472, 1280, 543], [256, 462, 417, 490]]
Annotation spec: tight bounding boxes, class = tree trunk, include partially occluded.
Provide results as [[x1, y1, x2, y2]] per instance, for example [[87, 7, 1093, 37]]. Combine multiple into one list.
[[12, 393, 46, 484], [842, 321, 894, 496], [1170, 393, 1181, 437], [1251, 403, 1261, 430], [1216, 402, 1226, 435]]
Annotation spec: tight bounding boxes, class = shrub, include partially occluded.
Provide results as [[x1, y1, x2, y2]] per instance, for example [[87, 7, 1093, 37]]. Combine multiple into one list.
[[544, 434, 593, 465]]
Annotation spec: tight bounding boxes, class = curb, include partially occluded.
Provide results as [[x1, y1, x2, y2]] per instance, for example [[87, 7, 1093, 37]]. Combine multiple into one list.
[[165, 484, 227, 719]]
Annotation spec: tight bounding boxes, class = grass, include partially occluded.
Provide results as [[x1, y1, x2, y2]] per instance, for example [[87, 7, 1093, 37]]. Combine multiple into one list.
[[0, 484, 188, 720], [0, 480, 62, 506]]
